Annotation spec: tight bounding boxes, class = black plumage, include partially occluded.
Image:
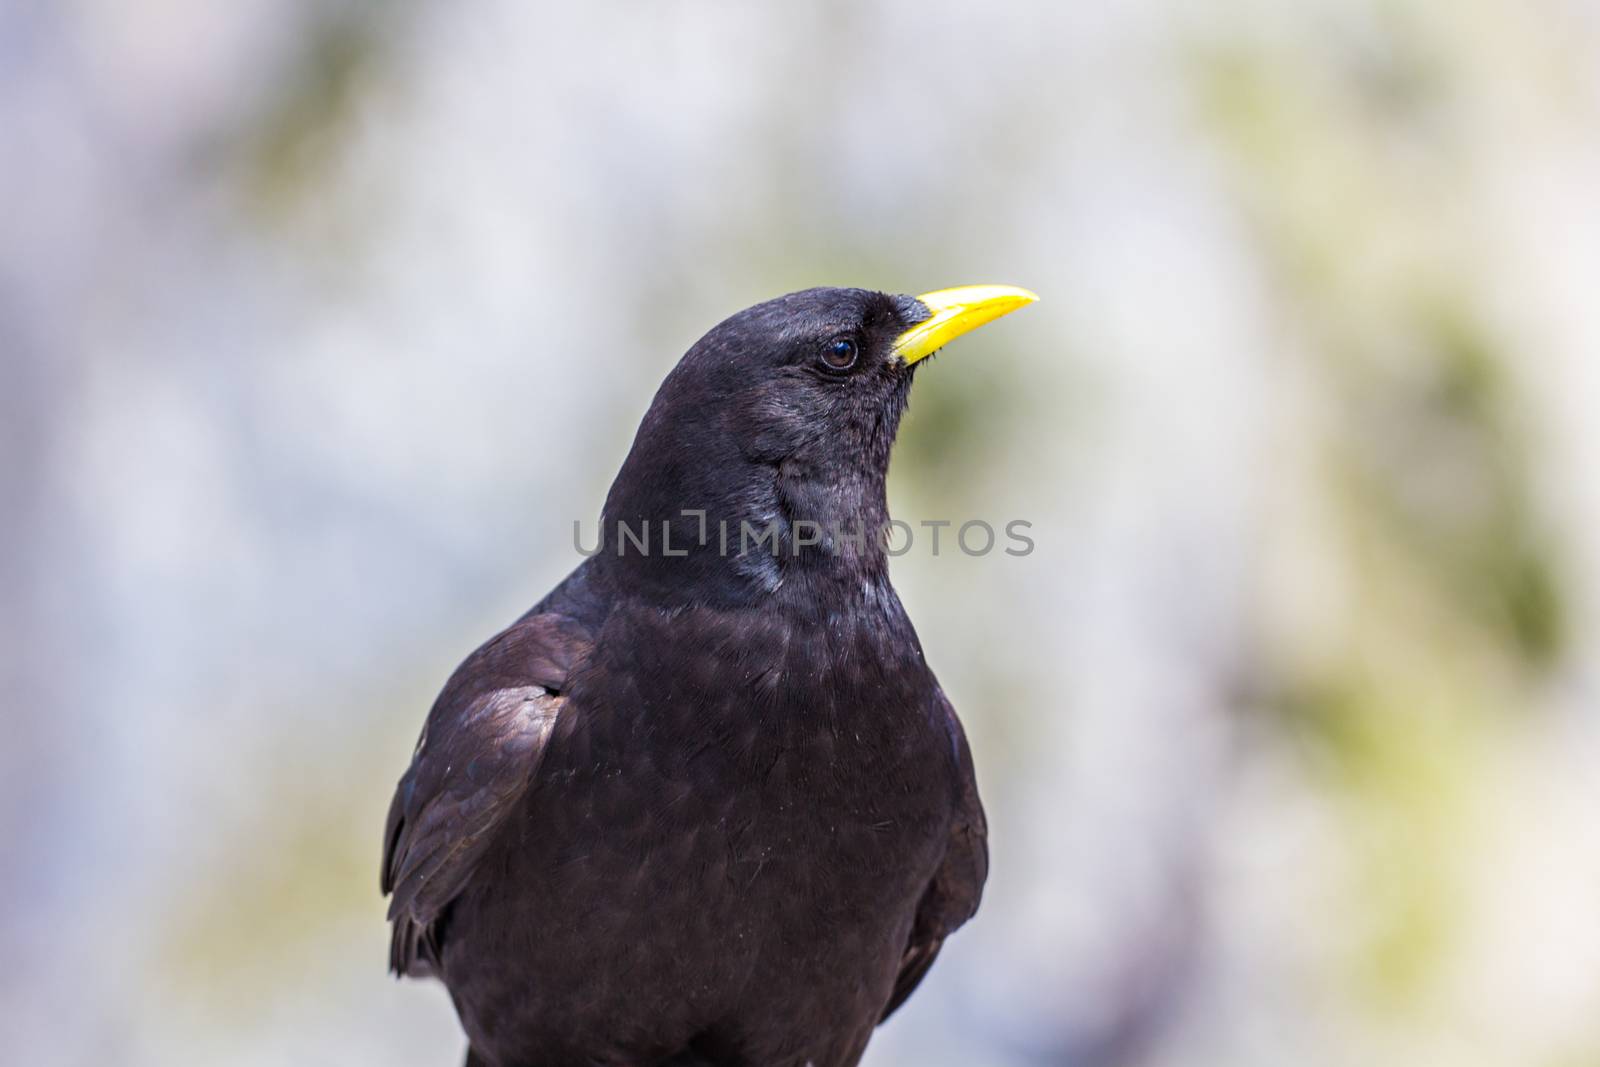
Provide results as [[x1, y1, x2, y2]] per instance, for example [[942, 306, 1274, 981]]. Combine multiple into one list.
[[382, 286, 1018, 1067]]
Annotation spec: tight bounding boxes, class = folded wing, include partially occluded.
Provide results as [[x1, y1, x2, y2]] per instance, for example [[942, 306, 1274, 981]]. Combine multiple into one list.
[[880, 687, 989, 1020], [381, 613, 591, 975]]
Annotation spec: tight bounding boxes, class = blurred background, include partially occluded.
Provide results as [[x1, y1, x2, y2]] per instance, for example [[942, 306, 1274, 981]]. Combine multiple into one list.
[[4, 1, 1600, 1065]]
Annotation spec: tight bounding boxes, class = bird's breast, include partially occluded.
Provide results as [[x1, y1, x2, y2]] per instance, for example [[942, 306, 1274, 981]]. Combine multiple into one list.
[[447, 597, 956, 1051], [551, 596, 956, 893]]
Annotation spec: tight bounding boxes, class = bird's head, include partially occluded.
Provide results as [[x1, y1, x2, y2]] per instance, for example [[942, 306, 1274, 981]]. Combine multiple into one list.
[[598, 285, 1036, 606]]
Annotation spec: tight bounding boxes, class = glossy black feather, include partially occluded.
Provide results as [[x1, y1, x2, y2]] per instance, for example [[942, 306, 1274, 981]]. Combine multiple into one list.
[[383, 613, 592, 975], [382, 288, 989, 1067]]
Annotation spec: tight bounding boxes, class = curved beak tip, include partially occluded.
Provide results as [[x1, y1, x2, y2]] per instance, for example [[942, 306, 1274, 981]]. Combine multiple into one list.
[[893, 284, 1039, 366]]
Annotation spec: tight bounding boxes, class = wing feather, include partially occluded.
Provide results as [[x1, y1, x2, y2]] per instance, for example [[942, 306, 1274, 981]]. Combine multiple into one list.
[[880, 687, 989, 1021], [381, 613, 590, 975]]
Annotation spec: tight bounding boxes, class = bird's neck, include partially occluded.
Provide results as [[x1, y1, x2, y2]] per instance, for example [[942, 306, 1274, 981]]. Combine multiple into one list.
[[595, 460, 892, 610]]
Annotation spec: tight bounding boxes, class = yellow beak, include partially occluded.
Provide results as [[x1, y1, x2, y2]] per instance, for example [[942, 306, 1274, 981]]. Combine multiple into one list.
[[892, 284, 1039, 366]]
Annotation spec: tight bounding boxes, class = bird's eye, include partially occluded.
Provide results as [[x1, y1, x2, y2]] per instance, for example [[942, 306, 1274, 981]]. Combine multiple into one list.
[[821, 336, 858, 371]]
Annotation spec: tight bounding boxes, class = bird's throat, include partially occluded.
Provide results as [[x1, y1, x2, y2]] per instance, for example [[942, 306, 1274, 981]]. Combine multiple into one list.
[[595, 462, 892, 610]]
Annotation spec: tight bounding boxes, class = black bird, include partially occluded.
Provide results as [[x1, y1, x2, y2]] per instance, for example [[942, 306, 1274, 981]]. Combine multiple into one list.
[[382, 284, 1036, 1067]]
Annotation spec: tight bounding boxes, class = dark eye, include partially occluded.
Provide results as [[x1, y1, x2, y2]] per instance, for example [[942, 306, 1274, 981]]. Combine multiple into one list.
[[821, 336, 858, 371]]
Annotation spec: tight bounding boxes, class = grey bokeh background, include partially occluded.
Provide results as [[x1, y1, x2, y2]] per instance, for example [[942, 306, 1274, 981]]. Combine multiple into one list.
[[5, 2, 1600, 1065]]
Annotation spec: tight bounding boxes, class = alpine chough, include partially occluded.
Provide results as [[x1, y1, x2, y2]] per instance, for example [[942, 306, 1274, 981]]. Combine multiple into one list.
[[382, 284, 1037, 1066]]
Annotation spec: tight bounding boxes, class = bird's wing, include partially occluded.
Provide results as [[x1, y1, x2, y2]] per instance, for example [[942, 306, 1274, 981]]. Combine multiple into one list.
[[880, 687, 989, 1021], [381, 612, 591, 976]]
